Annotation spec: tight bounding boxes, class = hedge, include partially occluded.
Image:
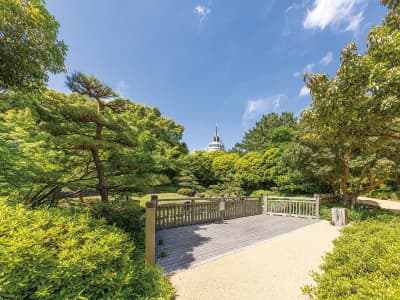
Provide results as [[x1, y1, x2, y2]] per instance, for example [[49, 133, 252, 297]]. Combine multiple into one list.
[[177, 188, 195, 197], [304, 215, 400, 299], [0, 203, 173, 300]]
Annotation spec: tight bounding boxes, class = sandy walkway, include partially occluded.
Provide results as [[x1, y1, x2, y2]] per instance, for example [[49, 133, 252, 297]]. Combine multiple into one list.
[[170, 221, 339, 300], [358, 197, 400, 213]]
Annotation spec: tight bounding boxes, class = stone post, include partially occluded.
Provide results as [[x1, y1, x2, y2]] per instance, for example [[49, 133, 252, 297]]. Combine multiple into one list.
[[332, 207, 348, 226], [145, 195, 157, 266], [315, 193, 320, 219], [263, 194, 268, 214]]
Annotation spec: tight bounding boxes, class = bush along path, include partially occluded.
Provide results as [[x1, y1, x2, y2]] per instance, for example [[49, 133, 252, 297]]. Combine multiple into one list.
[[0, 201, 174, 300], [304, 214, 400, 299]]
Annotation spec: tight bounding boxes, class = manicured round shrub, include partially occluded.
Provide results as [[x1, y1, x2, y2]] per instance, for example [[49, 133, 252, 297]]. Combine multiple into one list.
[[0, 203, 136, 299], [177, 188, 195, 197], [250, 189, 279, 196], [304, 215, 400, 299]]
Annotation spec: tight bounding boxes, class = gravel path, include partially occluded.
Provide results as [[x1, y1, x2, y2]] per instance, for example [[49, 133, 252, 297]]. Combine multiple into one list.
[[358, 197, 400, 213], [170, 221, 339, 300]]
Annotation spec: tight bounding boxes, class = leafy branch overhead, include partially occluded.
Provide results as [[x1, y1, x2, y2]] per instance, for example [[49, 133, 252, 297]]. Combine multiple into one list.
[[0, 0, 67, 91]]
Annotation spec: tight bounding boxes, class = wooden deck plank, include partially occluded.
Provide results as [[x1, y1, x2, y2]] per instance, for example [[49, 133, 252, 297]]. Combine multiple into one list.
[[156, 214, 317, 273]]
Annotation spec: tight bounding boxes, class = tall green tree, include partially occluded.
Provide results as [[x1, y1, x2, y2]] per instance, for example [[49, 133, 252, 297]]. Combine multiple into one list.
[[38, 74, 186, 204], [381, 0, 400, 10], [234, 112, 297, 152], [0, 0, 67, 90], [291, 3, 400, 206], [63, 72, 121, 203], [211, 152, 239, 182], [234, 152, 266, 191]]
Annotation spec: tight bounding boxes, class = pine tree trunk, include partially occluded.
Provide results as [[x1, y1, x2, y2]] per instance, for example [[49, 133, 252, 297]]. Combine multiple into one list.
[[92, 148, 108, 203], [92, 103, 109, 204]]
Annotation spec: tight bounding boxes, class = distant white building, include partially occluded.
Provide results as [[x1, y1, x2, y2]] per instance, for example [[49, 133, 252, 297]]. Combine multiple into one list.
[[207, 126, 225, 152]]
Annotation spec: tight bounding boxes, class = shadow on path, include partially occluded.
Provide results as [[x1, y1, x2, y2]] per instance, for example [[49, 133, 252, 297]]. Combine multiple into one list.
[[156, 214, 317, 273]]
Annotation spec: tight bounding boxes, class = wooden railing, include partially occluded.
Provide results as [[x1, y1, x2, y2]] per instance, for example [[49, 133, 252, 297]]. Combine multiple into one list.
[[224, 196, 262, 220], [318, 193, 339, 203], [153, 195, 262, 230], [145, 193, 325, 265], [264, 195, 319, 219], [156, 198, 219, 229]]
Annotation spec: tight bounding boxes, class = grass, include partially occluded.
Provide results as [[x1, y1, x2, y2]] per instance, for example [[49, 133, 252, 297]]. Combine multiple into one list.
[[136, 193, 185, 207], [152, 184, 179, 193]]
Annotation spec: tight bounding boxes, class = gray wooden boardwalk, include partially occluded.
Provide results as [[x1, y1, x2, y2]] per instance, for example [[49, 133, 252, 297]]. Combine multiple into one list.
[[156, 214, 317, 273]]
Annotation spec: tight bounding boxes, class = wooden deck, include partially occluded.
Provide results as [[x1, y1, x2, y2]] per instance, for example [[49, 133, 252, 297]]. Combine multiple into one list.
[[156, 214, 317, 273]]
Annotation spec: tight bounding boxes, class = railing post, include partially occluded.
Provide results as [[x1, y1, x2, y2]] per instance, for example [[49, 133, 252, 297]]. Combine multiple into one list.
[[263, 194, 268, 214], [219, 195, 225, 223], [240, 197, 245, 217], [315, 193, 320, 219], [145, 195, 157, 266], [191, 199, 195, 224], [258, 195, 263, 214]]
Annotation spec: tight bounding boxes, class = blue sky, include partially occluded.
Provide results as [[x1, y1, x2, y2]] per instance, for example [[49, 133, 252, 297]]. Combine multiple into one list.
[[46, 0, 386, 151]]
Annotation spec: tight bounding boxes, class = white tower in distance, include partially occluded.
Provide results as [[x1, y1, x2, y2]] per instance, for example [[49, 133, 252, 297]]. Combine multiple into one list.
[[207, 125, 225, 152]]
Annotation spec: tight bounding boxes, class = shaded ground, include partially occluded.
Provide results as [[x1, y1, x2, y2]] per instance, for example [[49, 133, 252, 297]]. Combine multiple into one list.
[[170, 221, 339, 300], [156, 214, 317, 273]]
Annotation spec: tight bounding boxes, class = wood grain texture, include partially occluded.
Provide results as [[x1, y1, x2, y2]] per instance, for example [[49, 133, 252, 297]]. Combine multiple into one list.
[[156, 214, 317, 273]]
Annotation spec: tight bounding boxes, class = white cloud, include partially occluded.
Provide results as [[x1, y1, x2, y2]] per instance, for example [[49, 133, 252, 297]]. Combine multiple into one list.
[[193, 5, 211, 23], [243, 94, 284, 127], [303, 0, 366, 32], [305, 63, 314, 72], [116, 80, 128, 97], [294, 63, 314, 78], [299, 86, 310, 97], [320, 52, 333, 65], [345, 12, 364, 31]]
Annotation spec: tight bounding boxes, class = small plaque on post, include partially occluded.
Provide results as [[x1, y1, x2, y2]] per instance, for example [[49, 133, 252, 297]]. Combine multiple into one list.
[[219, 200, 225, 211]]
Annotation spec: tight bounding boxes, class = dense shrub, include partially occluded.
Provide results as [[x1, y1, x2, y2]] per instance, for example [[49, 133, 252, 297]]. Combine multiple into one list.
[[90, 199, 145, 248], [304, 215, 400, 299], [177, 188, 195, 196], [0, 202, 174, 300], [0, 203, 135, 299]]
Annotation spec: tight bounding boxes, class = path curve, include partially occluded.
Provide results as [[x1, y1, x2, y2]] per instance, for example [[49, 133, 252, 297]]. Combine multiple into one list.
[[358, 197, 400, 214], [170, 221, 339, 300]]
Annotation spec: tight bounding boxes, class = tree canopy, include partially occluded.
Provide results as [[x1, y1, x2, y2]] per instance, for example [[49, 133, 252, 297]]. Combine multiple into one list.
[[0, 0, 67, 90], [234, 112, 297, 153], [285, 5, 400, 206], [0, 74, 187, 206]]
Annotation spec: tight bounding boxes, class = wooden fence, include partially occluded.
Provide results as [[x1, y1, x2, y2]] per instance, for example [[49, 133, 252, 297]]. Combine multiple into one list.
[[156, 198, 219, 229], [318, 193, 339, 203], [154, 196, 262, 230]]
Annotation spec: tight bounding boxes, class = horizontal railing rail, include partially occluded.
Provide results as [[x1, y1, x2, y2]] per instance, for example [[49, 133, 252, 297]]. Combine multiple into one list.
[[157, 197, 218, 202], [264, 195, 319, 219], [154, 195, 263, 230]]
